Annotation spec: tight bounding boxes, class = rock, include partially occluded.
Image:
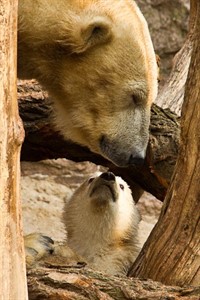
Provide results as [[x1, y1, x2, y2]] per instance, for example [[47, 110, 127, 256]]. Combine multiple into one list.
[[137, 0, 189, 82]]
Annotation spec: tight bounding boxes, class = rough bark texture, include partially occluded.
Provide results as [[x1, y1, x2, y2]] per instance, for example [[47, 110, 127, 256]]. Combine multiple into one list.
[[27, 265, 200, 300], [18, 80, 180, 201], [0, 0, 28, 299], [129, 0, 200, 287], [155, 37, 192, 116]]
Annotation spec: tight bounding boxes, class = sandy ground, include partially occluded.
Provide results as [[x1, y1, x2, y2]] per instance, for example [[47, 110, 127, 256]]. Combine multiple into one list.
[[21, 159, 162, 248]]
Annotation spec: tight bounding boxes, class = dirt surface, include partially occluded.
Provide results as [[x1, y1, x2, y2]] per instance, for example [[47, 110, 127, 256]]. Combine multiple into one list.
[[21, 159, 162, 247]]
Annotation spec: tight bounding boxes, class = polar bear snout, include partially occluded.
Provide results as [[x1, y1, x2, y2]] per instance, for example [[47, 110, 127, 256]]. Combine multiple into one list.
[[100, 135, 146, 167], [129, 155, 145, 166]]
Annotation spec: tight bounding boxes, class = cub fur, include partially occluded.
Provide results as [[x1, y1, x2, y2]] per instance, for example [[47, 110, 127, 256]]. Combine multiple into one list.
[[18, 0, 158, 166], [64, 171, 140, 275]]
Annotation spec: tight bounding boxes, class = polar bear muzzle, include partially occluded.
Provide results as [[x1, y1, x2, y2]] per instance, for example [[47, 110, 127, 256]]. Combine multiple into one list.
[[89, 172, 118, 204], [100, 135, 146, 167]]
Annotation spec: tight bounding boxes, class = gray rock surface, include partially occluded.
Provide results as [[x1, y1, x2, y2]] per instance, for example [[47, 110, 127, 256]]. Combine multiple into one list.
[[137, 0, 189, 82]]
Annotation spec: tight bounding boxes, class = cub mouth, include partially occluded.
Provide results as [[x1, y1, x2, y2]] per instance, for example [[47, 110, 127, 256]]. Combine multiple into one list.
[[90, 183, 117, 202]]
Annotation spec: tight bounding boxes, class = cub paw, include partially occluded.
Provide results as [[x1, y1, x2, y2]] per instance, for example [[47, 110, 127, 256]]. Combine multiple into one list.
[[25, 233, 54, 268]]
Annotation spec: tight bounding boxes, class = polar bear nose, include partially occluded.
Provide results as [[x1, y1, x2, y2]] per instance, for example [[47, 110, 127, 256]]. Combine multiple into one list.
[[129, 155, 145, 166], [100, 172, 115, 181]]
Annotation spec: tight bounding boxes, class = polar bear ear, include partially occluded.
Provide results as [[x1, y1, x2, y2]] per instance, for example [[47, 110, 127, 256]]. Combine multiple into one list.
[[67, 16, 113, 54]]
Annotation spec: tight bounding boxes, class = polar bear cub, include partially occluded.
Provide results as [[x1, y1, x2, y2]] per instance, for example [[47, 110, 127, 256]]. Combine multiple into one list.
[[64, 171, 140, 275], [25, 172, 140, 276]]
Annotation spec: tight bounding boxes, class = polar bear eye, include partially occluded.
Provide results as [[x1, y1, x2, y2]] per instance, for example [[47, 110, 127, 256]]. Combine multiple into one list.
[[119, 184, 124, 190], [131, 88, 146, 106], [132, 94, 141, 106], [92, 26, 102, 36], [88, 177, 94, 184]]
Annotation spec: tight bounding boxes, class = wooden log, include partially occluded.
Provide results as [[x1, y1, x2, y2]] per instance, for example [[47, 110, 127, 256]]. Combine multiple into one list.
[[27, 265, 200, 300], [0, 0, 28, 298]]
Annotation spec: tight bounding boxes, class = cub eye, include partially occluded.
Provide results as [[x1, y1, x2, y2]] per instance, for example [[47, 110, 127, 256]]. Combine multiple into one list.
[[88, 177, 94, 184], [119, 184, 124, 190]]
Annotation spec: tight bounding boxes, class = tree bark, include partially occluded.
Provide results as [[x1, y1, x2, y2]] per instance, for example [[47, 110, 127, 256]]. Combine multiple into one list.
[[155, 37, 192, 116], [129, 0, 200, 287], [18, 80, 180, 201], [27, 265, 200, 300], [0, 1, 28, 299]]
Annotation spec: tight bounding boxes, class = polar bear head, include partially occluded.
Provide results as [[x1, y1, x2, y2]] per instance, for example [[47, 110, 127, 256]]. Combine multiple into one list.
[[18, 0, 158, 166]]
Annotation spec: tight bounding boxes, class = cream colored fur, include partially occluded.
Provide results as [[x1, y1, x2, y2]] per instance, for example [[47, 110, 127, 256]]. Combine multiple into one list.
[[25, 233, 82, 269], [18, 0, 158, 166], [64, 172, 140, 275]]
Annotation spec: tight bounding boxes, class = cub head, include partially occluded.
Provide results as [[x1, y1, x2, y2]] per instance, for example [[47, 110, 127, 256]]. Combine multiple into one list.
[[18, 0, 158, 166], [65, 172, 140, 243]]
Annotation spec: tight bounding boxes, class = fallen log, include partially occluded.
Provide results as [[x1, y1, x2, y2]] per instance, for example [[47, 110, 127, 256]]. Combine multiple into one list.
[[27, 264, 200, 300]]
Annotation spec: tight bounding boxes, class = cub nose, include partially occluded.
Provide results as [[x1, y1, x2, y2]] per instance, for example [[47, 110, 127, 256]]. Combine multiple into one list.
[[100, 172, 115, 181]]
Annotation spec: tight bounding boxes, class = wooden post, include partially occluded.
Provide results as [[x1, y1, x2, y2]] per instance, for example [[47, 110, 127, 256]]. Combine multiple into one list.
[[0, 0, 28, 298], [129, 0, 200, 286]]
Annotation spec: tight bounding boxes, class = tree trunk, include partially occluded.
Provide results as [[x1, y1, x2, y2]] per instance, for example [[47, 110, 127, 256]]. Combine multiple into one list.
[[0, 1, 27, 299], [27, 265, 200, 300], [129, 0, 200, 287]]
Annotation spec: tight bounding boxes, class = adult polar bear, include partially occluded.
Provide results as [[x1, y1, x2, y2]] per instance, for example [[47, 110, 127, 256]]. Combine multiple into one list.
[[18, 0, 158, 167]]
